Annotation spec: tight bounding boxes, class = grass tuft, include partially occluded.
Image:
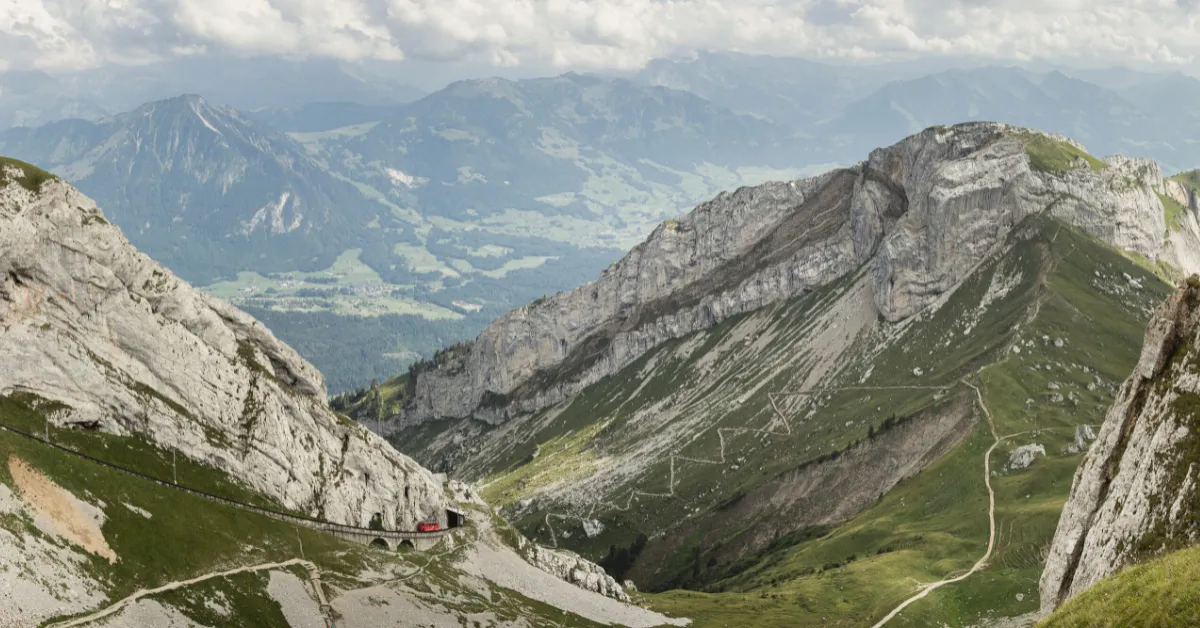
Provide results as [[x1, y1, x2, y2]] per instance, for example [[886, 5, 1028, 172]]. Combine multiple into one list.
[[1040, 544, 1200, 627], [0, 156, 57, 193], [1012, 134, 1107, 174], [1158, 192, 1188, 232]]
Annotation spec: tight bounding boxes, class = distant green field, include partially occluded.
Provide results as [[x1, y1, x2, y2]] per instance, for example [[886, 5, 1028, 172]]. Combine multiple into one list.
[[204, 249, 461, 321]]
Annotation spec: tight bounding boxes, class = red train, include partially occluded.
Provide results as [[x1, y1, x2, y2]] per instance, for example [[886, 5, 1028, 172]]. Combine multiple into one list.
[[417, 521, 441, 532]]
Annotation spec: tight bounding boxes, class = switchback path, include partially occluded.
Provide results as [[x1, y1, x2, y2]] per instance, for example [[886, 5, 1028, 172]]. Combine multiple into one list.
[[541, 374, 1029, 627], [542, 383, 955, 548]]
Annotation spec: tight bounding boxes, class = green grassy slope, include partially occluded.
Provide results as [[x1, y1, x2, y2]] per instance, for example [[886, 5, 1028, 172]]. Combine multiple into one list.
[[639, 219, 1169, 627], [1014, 133, 1107, 174], [0, 156, 57, 192], [399, 215, 1168, 627], [1039, 544, 1200, 628]]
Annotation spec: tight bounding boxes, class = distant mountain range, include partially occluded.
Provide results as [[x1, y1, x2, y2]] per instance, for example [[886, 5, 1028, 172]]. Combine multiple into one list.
[[5, 54, 1200, 394], [816, 67, 1156, 163], [635, 55, 1200, 173], [634, 51, 908, 130], [304, 73, 806, 227], [0, 73, 815, 392]]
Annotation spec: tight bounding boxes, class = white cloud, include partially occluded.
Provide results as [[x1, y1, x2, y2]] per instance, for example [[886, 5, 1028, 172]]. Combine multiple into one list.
[[0, 0, 1198, 71]]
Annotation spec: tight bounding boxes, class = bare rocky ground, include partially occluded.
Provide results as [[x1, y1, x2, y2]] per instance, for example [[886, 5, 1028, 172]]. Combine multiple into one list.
[[267, 570, 327, 628], [0, 461, 107, 627], [331, 513, 689, 628], [91, 599, 206, 628], [460, 542, 688, 627], [8, 456, 115, 562], [332, 583, 527, 628], [963, 611, 1039, 628]]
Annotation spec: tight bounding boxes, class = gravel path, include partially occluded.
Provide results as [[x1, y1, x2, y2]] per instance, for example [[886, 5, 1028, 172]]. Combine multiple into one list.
[[47, 559, 318, 628], [90, 599, 205, 628], [870, 382, 1026, 627]]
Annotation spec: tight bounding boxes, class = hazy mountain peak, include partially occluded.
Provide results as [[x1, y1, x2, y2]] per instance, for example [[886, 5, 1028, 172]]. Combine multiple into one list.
[[0, 93, 385, 285]]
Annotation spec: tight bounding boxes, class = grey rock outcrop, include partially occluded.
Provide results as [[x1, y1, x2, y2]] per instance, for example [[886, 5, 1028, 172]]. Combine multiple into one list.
[[1060, 424, 1097, 456], [514, 534, 630, 602], [0, 167, 446, 529], [1039, 278, 1200, 614], [1007, 444, 1046, 471], [397, 122, 1200, 428]]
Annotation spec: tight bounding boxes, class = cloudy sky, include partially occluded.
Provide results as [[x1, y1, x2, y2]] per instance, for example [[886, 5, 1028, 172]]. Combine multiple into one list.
[[3, 0, 1198, 75]]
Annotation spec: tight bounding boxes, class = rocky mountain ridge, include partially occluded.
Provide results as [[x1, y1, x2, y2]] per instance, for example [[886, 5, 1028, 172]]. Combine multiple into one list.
[[0, 159, 445, 530], [393, 122, 1200, 429], [1040, 275, 1200, 613]]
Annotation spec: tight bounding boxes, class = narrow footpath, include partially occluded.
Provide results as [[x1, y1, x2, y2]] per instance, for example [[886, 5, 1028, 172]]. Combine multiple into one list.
[[542, 384, 951, 547], [870, 380, 1025, 627], [49, 559, 329, 628]]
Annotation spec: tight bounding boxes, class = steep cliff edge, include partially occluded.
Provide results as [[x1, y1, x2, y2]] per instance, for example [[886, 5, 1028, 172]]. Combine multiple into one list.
[[1039, 276, 1200, 614], [391, 122, 1200, 428], [0, 158, 446, 529]]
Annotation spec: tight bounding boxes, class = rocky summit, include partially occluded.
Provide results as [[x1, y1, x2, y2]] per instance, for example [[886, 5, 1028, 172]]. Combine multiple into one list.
[[394, 122, 1200, 428]]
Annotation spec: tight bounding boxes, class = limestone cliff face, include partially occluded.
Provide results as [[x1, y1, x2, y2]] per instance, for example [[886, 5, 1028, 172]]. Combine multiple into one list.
[[0, 165, 446, 529], [399, 122, 1200, 427], [1039, 279, 1200, 614]]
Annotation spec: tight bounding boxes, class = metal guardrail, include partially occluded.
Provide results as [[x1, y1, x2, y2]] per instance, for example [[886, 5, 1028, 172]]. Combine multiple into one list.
[[0, 421, 446, 540]]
